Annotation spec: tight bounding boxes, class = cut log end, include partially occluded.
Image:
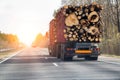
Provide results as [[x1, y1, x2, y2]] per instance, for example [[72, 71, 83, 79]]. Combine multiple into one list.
[[65, 13, 79, 26], [88, 11, 99, 23]]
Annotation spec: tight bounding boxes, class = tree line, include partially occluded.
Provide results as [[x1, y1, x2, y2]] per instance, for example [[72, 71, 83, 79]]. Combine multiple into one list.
[[61, 0, 120, 56], [32, 32, 48, 48], [0, 32, 19, 49]]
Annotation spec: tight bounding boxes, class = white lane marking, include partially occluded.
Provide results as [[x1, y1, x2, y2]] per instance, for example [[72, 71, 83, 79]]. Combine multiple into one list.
[[53, 63, 58, 67], [0, 49, 24, 64], [45, 57, 48, 59]]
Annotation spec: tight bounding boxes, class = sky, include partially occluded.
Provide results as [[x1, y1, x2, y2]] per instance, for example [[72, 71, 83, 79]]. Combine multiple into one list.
[[0, 0, 61, 45]]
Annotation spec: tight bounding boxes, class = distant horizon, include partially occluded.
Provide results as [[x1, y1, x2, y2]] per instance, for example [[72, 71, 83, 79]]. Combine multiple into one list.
[[0, 0, 61, 45]]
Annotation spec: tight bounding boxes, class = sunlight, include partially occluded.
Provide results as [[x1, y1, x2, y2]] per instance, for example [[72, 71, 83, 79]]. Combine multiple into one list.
[[18, 33, 35, 46], [16, 26, 42, 46], [0, 0, 61, 47]]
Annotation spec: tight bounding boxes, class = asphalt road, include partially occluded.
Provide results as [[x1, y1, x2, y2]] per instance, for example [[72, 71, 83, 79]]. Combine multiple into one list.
[[0, 47, 120, 80]]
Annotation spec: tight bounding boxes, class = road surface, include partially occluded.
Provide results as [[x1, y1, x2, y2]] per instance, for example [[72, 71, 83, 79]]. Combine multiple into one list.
[[0, 47, 120, 80]]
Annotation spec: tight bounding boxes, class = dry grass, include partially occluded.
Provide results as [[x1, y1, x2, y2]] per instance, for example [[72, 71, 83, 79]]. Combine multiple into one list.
[[101, 54, 120, 58]]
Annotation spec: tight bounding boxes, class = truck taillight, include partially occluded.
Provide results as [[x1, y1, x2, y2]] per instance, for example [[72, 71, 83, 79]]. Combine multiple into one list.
[[96, 48, 100, 51], [66, 48, 74, 51]]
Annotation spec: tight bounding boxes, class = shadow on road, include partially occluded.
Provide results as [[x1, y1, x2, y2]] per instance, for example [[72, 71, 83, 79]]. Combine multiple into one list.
[[2, 55, 96, 64]]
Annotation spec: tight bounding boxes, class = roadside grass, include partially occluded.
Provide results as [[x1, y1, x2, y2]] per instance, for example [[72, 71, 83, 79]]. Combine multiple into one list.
[[101, 54, 120, 58], [0, 48, 23, 60]]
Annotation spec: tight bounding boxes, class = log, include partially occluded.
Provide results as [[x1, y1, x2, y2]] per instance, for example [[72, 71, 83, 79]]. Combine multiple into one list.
[[90, 6, 95, 12], [66, 27, 71, 31], [88, 26, 99, 35], [80, 19, 86, 25], [64, 34, 67, 38], [85, 13, 89, 16], [76, 25, 81, 29], [80, 29, 84, 33], [84, 8, 89, 13], [69, 38, 74, 41], [79, 39, 82, 42], [79, 11, 83, 15], [75, 11, 78, 15], [73, 35, 77, 38], [65, 13, 79, 26], [64, 5, 68, 9], [95, 38, 99, 42], [65, 14, 69, 17], [68, 34, 72, 37], [62, 3, 102, 42], [63, 29, 66, 33], [78, 16, 81, 19], [88, 11, 99, 23]]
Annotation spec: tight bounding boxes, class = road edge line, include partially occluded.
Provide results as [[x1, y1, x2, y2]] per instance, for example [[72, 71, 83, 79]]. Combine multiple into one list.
[[0, 49, 24, 64]]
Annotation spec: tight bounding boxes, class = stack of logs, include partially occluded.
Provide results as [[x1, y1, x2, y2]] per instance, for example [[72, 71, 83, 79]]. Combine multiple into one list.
[[63, 2, 103, 42]]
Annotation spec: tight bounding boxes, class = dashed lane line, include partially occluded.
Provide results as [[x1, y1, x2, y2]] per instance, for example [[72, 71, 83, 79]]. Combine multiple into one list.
[[53, 63, 58, 67]]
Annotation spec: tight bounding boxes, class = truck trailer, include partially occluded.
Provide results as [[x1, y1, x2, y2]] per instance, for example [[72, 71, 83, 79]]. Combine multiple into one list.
[[49, 3, 103, 61]]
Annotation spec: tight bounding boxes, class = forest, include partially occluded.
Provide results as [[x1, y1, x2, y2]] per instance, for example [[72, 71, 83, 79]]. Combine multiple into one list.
[[32, 32, 48, 48], [0, 32, 19, 49]]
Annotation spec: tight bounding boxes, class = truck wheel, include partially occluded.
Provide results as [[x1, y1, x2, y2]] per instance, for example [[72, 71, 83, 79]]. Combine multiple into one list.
[[57, 44, 61, 59], [61, 52, 73, 61], [60, 44, 73, 61], [57, 54, 61, 59], [61, 52, 65, 61], [60, 50, 67, 61], [57, 49, 60, 58], [52, 46, 57, 57], [49, 52, 51, 56]]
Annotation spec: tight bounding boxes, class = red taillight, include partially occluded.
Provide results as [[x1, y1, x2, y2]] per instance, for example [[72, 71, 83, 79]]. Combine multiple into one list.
[[66, 48, 74, 51], [96, 48, 100, 51]]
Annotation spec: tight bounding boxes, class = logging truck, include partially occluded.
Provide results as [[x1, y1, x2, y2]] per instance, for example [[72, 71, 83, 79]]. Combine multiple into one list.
[[48, 2, 103, 61]]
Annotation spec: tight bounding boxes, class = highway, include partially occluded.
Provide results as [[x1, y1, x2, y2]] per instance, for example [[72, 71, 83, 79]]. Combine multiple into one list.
[[0, 47, 120, 80]]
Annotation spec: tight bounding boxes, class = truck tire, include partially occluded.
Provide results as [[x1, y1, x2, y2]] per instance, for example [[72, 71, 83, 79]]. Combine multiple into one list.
[[57, 52, 61, 59], [60, 44, 66, 61], [48, 46, 52, 56], [56, 44, 61, 59], [60, 44, 73, 61], [85, 56, 98, 61], [53, 47, 57, 57], [49, 52, 52, 56], [61, 53, 72, 61], [60, 50, 65, 61]]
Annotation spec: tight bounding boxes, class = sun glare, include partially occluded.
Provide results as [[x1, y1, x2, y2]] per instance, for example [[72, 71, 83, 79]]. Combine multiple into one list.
[[18, 33, 35, 46], [16, 26, 40, 46]]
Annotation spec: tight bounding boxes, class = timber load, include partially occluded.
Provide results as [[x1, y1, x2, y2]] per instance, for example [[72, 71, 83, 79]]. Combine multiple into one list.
[[55, 2, 103, 43]]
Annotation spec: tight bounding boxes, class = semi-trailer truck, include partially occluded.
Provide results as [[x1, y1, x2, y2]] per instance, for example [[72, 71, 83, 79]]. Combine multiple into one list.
[[49, 3, 102, 61]]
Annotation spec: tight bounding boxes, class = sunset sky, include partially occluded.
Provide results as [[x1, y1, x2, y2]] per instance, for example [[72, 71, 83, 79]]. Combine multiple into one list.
[[0, 0, 61, 45]]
